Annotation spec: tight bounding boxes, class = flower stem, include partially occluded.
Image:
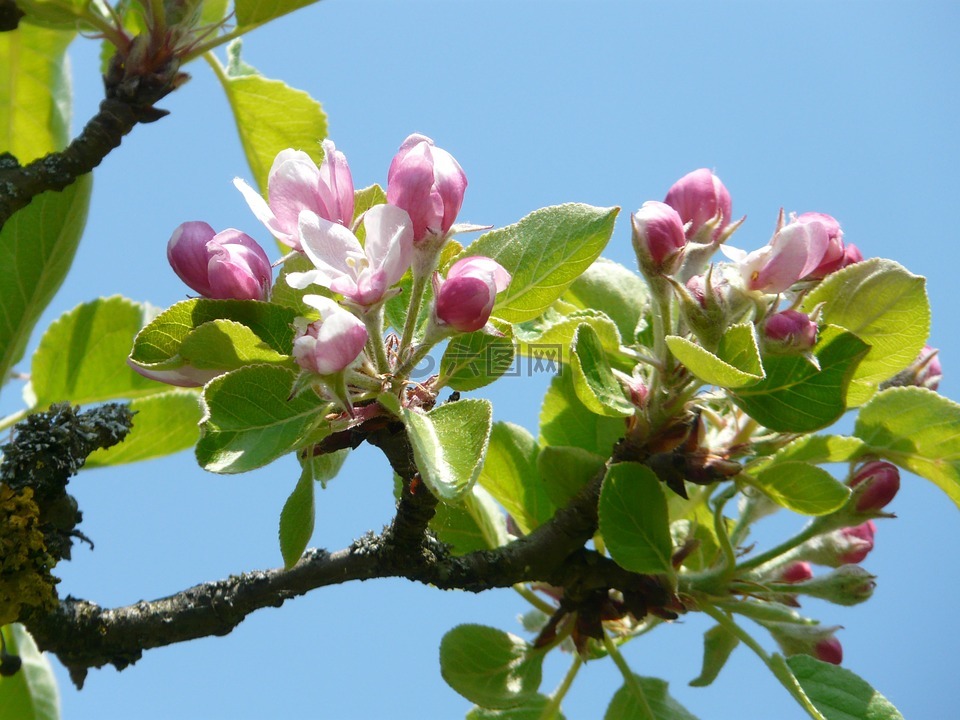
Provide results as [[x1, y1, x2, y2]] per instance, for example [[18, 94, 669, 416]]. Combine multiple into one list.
[[735, 521, 825, 574], [539, 654, 582, 720], [603, 632, 655, 720], [513, 584, 556, 615], [361, 307, 391, 375], [400, 271, 430, 355], [700, 605, 827, 720]]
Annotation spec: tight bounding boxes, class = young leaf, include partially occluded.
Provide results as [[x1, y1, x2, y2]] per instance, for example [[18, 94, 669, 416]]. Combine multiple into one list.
[[689, 625, 740, 688], [279, 465, 315, 568], [666, 323, 764, 389], [570, 323, 634, 417], [539, 371, 625, 457], [748, 461, 850, 516], [786, 655, 905, 720], [430, 485, 509, 555], [196, 365, 329, 473], [84, 390, 201, 467], [803, 258, 930, 406], [515, 308, 623, 365], [455, 204, 619, 323], [467, 695, 565, 720], [0, 624, 60, 720], [300, 447, 349, 489], [604, 675, 700, 720], [215, 40, 327, 194], [599, 462, 674, 575], [563, 257, 650, 343], [439, 624, 544, 709], [439, 326, 516, 392], [537, 445, 606, 509], [403, 399, 493, 502], [477, 422, 554, 533], [732, 325, 869, 432], [854, 386, 960, 508], [30, 297, 169, 407]]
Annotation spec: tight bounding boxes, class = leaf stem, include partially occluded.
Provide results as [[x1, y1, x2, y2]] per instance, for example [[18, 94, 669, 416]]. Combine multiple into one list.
[[539, 654, 582, 720], [735, 521, 824, 574], [603, 632, 655, 720], [513, 584, 556, 615]]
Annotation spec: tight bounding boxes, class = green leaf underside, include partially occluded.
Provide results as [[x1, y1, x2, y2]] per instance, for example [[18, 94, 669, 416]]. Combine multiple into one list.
[[540, 370, 625, 457], [563, 257, 649, 343], [404, 399, 493, 502], [854, 387, 960, 508], [439, 624, 543, 710], [440, 327, 516, 392], [430, 485, 509, 555], [604, 675, 700, 720], [599, 462, 674, 574], [30, 297, 167, 407], [85, 390, 201, 467], [768, 435, 868, 467], [130, 298, 297, 367], [751, 461, 850, 515], [733, 325, 869, 432], [279, 467, 315, 568], [537, 445, 606, 510], [477, 422, 554, 534], [786, 655, 904, 720], [218, 40, 327, 195], [666, 323, 763, 389], [690, 625, 740, 688], [803, 258, 930, 407], [467, 694, 565, 720], [0, 624, 60, 720], [197, 365, 327, 473], [456, 204, 619, 323], [570, 323, 634, 417]]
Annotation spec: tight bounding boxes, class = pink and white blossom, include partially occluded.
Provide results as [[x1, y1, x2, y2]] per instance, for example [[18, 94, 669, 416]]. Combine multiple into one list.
[[286, 204, 414, 308], [167, 221, 272, 301], [292, 295, 368, 375], [435, 256, 511, 333], [234, 140, 354, 251], [664, 168, 732, 241], [730, 218, 830, 293]]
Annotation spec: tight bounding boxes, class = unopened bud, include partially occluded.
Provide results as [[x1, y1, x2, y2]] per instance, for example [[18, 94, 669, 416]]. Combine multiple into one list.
[[795, 520, 876, 567], [168, 222, 272, 301], [777, 561, 814, 584], [631, 201, 686, 275], [762, 310, 818, 354], [434, 256, 511, 333], [762, 621, 843, 665], [664, 168, 732, 242], [849, 460, 900, 512], [788, 564, 876, 606], [885, 344, 943, 391]]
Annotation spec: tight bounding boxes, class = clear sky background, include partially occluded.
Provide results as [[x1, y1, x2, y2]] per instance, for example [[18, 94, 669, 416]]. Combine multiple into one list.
[[3, 1, 959, 718]]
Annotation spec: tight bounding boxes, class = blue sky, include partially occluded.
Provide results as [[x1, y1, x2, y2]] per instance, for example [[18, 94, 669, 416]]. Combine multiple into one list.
[[4, 1, 959, 718]]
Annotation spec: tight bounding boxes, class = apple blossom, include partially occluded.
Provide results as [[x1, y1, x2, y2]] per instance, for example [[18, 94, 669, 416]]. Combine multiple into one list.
[[167, 221, 272, 301], [631, 201, 687, 275], [292, 295, 368, 376], [762, 310, 818, 354], [234, 140, 354, 251], [664, 168, 732, 241], [849, 460, 900, 512], [387, 133, 467, 243], [286, 204, 414, 308], [735, 218, 830, 293], [434, 256, 511, 333]]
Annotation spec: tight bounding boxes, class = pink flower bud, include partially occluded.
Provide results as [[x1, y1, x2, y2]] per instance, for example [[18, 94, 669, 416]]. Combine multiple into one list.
[[631, 201, 687, 275], [836, 521, 876, 564], [762, 310, 818, 354], [778, 561, 814, 584], [814, 636, 844, 665], [292, 296, 368, 375], [763, 621, 843, 665], [235, 140, 355, 251], [387, 134, 467, 243], [435, 256, 511, 333], [739, 218, 830, 293], [913, 344, 943, 391], [167, 222, 272, 301], [664, 168, 732, 241], [849, 461, 900, 512], [790, 564, 877, 607]]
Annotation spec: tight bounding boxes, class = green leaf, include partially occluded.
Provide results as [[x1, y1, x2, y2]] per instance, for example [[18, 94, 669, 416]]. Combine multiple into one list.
[[456, 204, 619, 323], [440, 326, 516, 392], [197, 365, 328, 473], [430, 485, 509, 556], [85, 390, 201, 467], [786, 655, 905, 720], [467, 695, 565, 720], [732, 325, 869, 432], [689, 625, 739, 688], [477, 422, 553, 534], [854, 387, 960, 508], [563, 257, 649, 342], [439, 625, 543, 709], [352, 183, 387, 243], [129, 299, 297, 383], [768, 435, 868, 467], [0, 624, 60, 720], [234, 0, 319, 29], [300, 447, 349, 489], [604, 675, 700, 720], [537, 445, 606, 510], [403, 399, 493, 502], [539, 370, 625, 457], [570, 324, 634, 417], [599, 462, 674, 574], [515, 308, 622, 364], [749, 461, 850, 516], [803, 258, 930, 406], [279, 464, 315, 568], [216, 40, 327, 195], [270, 252, 325, 316], [666, 323, 764, 389], [29, 297, 168, 407]]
